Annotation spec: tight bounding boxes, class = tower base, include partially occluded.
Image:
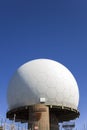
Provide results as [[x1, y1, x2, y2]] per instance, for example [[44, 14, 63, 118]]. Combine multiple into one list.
[[6, 104, 79, 130]]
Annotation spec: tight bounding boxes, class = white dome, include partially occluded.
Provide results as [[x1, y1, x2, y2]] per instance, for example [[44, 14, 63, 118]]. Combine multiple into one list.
[[7, 59, 79, 110]]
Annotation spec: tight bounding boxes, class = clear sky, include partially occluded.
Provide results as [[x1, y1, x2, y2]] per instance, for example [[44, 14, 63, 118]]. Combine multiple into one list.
[[0, 0, 87, 129]]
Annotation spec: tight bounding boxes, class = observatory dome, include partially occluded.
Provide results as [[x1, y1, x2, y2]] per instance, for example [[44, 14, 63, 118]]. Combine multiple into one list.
[[7, 59, 79, 110]]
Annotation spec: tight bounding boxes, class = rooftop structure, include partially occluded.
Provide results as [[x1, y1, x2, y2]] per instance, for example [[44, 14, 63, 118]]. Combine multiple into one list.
[[62, 122, 75, 130]]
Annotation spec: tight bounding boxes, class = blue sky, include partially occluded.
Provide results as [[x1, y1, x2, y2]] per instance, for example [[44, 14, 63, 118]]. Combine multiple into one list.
[[0, 0, 87, 129]]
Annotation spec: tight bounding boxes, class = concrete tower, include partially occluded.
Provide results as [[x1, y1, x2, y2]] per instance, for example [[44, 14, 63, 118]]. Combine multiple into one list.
[[6, 59, 80, 130]]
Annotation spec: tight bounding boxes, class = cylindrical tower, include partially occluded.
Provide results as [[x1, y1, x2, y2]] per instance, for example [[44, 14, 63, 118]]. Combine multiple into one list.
[[6, 59, 80, 130]]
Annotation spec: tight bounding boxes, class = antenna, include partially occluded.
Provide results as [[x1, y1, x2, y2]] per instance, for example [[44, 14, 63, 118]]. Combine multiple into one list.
[[84, 123, 86, 130]]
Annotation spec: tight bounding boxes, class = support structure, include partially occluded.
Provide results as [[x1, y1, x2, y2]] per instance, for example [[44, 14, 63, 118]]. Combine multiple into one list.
[[62, 122, 75, 130], [28, 104, 50, 130], [6, 104, 79, 130]]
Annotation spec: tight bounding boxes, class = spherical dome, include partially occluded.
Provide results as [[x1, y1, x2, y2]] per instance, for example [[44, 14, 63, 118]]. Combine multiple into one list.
[[7, 59, 79, 110]]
